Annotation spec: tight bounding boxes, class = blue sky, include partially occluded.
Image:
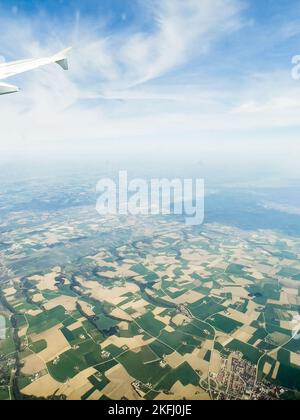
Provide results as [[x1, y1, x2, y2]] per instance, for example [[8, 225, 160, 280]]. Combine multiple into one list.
[[0, 0, 300, 183]]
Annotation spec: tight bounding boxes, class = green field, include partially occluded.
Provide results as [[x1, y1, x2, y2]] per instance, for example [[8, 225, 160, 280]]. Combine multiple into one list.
[[208, 314, 243, 334]]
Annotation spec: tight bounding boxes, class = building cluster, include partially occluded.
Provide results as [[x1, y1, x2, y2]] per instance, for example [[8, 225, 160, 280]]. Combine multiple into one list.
[[215, 352, 285, 400]]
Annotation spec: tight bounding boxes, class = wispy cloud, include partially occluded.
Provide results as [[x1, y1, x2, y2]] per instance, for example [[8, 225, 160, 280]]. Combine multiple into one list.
[[67, 0, 243, 90], [113, 0, 242, 87]]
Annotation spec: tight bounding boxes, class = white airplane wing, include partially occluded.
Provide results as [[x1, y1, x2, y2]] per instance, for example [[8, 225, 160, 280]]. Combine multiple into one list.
[[0, 47, 71, 95]]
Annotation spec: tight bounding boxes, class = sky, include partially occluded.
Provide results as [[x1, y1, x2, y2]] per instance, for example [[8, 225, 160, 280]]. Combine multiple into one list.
[[0, 0, 300, 184]]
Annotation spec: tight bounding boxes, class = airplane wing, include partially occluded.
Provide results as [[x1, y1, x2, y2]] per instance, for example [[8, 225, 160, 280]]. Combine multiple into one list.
[[0, 47, 71, 95]]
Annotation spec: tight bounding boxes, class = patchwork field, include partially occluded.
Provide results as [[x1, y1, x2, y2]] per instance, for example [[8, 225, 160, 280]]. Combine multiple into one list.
[[0, 206, 300, 400]]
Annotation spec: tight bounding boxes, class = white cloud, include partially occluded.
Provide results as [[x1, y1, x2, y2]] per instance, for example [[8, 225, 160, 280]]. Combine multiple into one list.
[[65, 0, 243, 89]]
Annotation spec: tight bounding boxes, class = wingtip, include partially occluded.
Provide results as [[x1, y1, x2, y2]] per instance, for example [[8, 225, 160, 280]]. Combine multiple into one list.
[[54, 47, 72, 70]]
